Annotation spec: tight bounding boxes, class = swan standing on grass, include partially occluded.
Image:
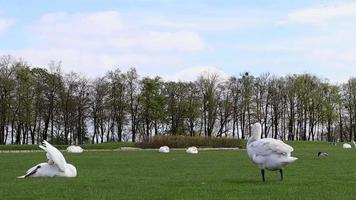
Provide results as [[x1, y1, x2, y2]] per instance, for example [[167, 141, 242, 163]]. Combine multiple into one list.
[[159, 146, 170, 153], [343, 143, 352, 149], [247, 123, 297, 182], [186, 146, 198, 154], [17, 140, 77, 178], [67, 145, 84, 153]]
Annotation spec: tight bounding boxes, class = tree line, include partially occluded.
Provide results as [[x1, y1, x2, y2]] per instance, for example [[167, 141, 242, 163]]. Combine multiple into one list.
[[0, 55, 355, 145]]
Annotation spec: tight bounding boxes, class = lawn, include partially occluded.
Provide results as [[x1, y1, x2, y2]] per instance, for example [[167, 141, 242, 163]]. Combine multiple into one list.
[[0, 142, 355, 199]]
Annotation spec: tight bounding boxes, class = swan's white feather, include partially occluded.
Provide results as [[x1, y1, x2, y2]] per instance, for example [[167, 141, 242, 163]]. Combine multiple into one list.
[[247, 123, 297, 171], [27, 163, 58, 177], [40, 140, 67, 172], [248, 138, 294, 157], [18, 140, 77, 178], [186, 146, 198, 154], [158, 146, 170, 153], [67, 145, 84, 153]]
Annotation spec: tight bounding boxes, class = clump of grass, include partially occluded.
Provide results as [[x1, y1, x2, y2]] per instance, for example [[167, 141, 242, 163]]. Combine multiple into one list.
[[137, 135, 243, 148]]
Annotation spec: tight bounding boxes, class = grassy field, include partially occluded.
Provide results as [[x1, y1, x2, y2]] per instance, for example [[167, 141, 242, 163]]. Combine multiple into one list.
[[0, 142, 355, 199]]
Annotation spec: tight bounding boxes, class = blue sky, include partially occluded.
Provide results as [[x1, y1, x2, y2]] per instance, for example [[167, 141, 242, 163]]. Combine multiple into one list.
[[0, 0, 355, 82]]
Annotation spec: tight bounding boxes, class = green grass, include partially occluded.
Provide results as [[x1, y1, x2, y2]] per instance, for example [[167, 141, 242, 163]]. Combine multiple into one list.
[[0, 142, 355, 199]]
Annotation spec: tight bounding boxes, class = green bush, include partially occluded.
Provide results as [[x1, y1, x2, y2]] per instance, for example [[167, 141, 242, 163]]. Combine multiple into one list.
[[137, 135, 243, 148], [81, 142, 135, 149]]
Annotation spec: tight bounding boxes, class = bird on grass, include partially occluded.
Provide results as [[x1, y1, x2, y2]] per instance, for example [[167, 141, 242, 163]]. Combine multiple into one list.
[[247, 123, 298, 182], [67, 145, 84, 153], [159, 146, 170, 153], [317, 152, 328, 157], [17, 140, 77, 178], [186, 146, 198, 154]]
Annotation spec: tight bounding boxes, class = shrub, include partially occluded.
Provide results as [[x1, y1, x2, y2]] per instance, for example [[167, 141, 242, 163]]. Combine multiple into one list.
[[137, 135, 243, 148]]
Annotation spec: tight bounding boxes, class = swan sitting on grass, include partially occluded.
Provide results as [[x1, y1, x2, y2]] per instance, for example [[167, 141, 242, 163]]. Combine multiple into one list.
[[343, 143, 352, 149], [159, 146, 170, 153], [67, 145, 84, 153], [17, 140, 77, 178], [247, 123, 297, 182], [186, 146, 198, 154]]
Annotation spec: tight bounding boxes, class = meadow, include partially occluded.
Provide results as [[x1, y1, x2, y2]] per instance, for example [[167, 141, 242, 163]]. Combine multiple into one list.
[[0, 142, 355, 200]]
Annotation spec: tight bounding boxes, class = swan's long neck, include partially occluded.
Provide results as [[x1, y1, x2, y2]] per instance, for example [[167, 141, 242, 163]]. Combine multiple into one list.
[[247, 135, 259, 145], [247, 123, 262, 145]]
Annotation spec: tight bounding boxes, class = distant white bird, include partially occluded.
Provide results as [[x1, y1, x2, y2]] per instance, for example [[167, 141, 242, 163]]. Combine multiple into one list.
[[67, 145, 84, 153], [343, 143, 352, 149], [247, 123, 298, 182], [318, 152, 328, 157], [17, 140, 77, 178], [158, 146, 170, 153], [186, 146, 198, 154]]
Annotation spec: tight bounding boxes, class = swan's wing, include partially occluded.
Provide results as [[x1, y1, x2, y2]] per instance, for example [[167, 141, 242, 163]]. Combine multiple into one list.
[[249, 138, 293, 157], [17, 164, 41, 178], [39, 140, 67, 172], [25, 165, 40, 175], [18, 163, 59, 178]]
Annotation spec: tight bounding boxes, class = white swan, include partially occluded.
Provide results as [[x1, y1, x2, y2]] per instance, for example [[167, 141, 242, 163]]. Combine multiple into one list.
[[343, 143, 352, 149], [247, 123, 297, 182], [67, 145, 84, 153], [158, 146, 170, 153], [186, 146, 198, 154], [17, 140, 77, 178]]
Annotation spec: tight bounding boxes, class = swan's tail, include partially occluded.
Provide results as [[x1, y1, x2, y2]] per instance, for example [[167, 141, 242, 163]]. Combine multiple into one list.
[[289, 156, 298, 162], [282, 156, 298, 166]]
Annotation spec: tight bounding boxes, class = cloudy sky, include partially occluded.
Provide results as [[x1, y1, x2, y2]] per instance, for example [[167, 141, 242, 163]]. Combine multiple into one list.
[[0, 0, 355, 82]]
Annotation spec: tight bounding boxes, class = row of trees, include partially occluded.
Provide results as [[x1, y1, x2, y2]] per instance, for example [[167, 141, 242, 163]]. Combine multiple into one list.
[[0, 55, 355, 145]]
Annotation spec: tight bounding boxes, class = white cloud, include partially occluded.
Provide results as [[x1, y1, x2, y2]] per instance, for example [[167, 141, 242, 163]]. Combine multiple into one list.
[[139, 9, 277, 33], [37, 11, 123, 36], [2, 48, 181, 78], [0, 17, 14, 32], [233, 30, 356, 83], [1, 11, 207, 78], [287, 3, 356, 25], [31, 11, 205, 52], [143, 31, 204, 51], [239, 3, 356, 75]]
